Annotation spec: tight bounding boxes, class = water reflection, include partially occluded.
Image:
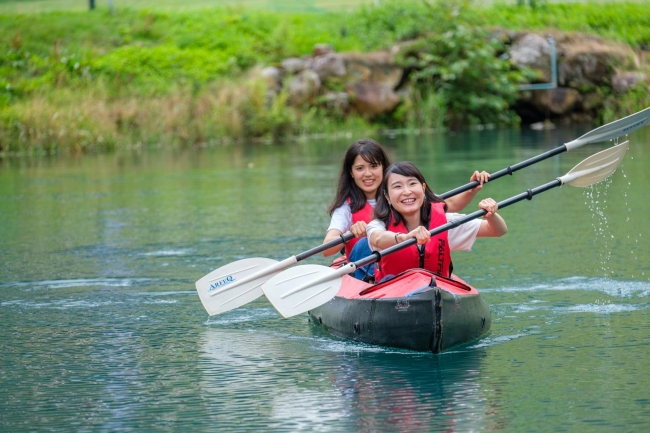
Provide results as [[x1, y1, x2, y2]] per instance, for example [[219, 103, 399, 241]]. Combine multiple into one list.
[[199, 325, 494, 432], [325, 351, 489, 432]]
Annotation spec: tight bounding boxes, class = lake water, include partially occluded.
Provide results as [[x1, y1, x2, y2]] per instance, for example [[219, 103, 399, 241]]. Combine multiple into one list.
[[1, 125, 650, 432]]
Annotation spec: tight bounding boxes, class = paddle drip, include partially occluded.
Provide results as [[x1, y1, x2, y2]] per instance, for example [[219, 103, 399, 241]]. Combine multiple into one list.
[[620, 163, 644, 278], [584, 176, 615, 276], [582, 142, 645, 279]]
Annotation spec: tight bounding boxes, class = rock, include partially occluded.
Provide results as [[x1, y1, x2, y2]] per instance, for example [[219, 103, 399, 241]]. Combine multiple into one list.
[[509, 34, 552, 82], [611, 71, 647, 93], [570, 112, 593, 123], [321, 91, 349, 114], [530, 120, 556, 130], [260, 66, 281, 92], [346, 82, 400, 118], [557, 34, 639, 87], [313, 44, 334, 57], [287, 70, 321, 106], [311, 53, 347, 81], [580, 91, 604, 112], [281, 58, 306, 74], [530, 87, 580, 115], [340, 51, 404, 89]]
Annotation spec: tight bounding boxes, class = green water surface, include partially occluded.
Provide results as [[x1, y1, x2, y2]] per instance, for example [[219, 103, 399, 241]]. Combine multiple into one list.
[[1, 125, 649, 432]]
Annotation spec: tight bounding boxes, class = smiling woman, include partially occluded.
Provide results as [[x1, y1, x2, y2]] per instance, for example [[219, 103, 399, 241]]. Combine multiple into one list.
[[368, 161, 507, 282], [320, 138, 390, 279]]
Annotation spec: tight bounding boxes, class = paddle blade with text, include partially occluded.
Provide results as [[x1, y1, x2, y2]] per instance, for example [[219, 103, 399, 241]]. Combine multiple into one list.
[[196, 258, 279, 315]]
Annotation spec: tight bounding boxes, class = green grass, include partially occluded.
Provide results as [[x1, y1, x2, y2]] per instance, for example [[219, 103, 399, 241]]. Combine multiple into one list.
[[1, 0, 650, 155], [0, 0, 373, 14], [0, 0, 647, 14]]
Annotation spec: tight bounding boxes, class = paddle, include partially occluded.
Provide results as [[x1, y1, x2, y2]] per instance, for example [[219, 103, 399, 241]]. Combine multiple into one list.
[[196, 107, 648, 315], [195, 236, 353, 315], [440, 107, 649, 199], [262, 141, 630, 318]]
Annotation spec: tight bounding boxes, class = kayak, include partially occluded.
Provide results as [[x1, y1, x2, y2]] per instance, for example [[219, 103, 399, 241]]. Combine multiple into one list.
[[307, 260, 491, 353]]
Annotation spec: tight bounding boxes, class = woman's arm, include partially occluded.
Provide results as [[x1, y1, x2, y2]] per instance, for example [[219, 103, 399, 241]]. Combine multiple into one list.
[[445, 171, 490, 213], [322, 229, 345, 257], [323, 204, 353, 257], [369, 223, 431, 251], [476, 198, 508, 237], [322, 221, 368, 257]]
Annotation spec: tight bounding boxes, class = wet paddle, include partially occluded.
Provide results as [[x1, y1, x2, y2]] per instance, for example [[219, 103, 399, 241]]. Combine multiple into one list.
[[262, 141, 630, 318], [195, 237, 352, 315], [440, 107, 649, 199], [197, 107, 648, 315]]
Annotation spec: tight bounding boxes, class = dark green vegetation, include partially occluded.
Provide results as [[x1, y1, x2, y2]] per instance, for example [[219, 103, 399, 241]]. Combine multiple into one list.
[[1, 0, 649, 154]]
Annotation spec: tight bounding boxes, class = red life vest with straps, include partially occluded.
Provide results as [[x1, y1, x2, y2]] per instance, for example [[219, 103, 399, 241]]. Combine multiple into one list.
[[374, 202, 452, 281], [344, 199, 375, 258]]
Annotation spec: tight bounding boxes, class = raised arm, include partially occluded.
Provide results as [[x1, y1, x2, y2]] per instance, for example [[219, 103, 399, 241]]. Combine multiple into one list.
[[445, 170, 490, 213], [476, 198, 508, 237]]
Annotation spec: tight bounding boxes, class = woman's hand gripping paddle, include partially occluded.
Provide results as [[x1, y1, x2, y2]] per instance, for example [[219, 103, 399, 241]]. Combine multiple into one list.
[[262, 141, 630, 318]]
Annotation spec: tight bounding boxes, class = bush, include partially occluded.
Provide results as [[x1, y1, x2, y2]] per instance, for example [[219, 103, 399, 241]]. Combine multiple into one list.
[[397, 24, 526, 127]]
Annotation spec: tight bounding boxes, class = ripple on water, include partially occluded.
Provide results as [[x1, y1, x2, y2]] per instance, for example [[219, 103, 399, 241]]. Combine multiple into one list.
[[1, 298, 124, 309], [501, 300, 644, 315], [205, 307, 279, 325], [0, 277, 156, 291], [462, 333, 530, 350], [139, 249, 194, 257], [482, 276, 650, 298]]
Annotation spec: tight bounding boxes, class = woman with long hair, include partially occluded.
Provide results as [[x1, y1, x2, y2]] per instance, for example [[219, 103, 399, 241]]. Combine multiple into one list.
[[323, 139, 492, 280], [367, 161, 507, 281]]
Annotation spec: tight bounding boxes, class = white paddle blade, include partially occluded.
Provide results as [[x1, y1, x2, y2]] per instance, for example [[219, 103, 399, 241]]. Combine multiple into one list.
[[559, 141, 629, 187], [565, 107, 650, 150], [262, 264, 349, 318], [196, 258, 281, 315]]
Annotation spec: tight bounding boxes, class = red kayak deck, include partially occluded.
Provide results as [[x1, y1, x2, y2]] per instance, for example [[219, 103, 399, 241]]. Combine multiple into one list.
[[335, 269, 478, 300]]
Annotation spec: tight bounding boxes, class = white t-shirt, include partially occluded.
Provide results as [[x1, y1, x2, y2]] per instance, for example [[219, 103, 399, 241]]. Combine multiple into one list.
[[366, 213, 481, 252], [327, 199, 376, 234]]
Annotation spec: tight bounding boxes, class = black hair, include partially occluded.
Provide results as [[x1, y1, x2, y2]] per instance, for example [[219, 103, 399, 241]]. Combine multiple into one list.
[[328, 138, 391, 214], [373, 161, 446, 227]]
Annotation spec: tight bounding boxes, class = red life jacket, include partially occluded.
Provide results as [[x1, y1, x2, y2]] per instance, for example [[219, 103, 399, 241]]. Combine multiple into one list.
[[344, 199, 375, 258], [374, 202, 451, 280]]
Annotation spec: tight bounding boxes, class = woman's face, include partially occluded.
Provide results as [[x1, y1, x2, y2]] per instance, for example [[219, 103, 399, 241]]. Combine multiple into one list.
[[385, 173, 426, 218], [350, 155, 383, 200]]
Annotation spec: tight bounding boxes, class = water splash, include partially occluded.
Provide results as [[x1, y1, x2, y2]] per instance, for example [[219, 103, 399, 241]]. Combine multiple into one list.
[[582, 148, 644, 279], [584, 176, 614, 275]]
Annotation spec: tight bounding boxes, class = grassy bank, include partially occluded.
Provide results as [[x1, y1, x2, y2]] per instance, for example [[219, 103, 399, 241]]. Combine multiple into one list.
[[1, 0, 650, 155]]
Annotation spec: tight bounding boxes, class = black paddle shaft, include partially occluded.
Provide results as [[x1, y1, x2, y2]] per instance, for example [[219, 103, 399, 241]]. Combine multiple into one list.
[[354, 179, 562, 269], [296, 232, 355, 261], [439, 145, 567, 199]]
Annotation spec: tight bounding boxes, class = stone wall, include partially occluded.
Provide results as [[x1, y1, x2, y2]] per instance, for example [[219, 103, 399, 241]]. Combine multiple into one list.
[[260, 30, 649, 125]]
